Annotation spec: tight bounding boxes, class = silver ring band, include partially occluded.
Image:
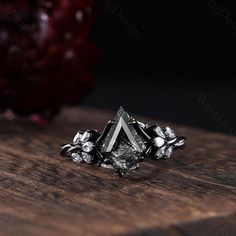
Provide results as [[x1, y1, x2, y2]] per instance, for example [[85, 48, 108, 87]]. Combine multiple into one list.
[[60, 107, 186, 176]]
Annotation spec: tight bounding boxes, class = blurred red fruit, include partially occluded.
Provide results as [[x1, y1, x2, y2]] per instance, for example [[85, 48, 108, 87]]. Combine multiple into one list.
[[0, 0, 98, 120]]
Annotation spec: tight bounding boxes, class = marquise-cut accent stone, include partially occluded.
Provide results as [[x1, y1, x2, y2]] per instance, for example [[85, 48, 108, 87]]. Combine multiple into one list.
[[153, 137, 165, 147], [165, 146, 173, 158], [156, 146, 165, 159], [82, 142, 94, 152], [82, 152, 93, 163], [165, 127, 176, 139], [71, 153, 83, 163], [81, 131, 91, 143], [154, 126, 166, 138], [73, 132, 82, 144]]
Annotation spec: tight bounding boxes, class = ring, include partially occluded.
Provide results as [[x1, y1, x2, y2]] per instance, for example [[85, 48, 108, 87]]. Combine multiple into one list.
[[60, 107, 186, 176]]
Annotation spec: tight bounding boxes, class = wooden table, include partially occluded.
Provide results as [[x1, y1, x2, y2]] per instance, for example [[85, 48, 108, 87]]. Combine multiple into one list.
[[0, 107, 235, 236]]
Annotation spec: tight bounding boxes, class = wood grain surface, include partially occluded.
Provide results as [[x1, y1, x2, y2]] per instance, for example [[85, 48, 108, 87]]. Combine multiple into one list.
[[0, 107, 235, 236]]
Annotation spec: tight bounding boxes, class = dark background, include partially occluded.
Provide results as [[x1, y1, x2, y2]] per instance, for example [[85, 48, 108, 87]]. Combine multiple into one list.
[[85, 0, 236, 135]]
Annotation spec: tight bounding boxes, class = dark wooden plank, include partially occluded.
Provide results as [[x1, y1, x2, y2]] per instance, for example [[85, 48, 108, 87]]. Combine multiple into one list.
[[0, 107, 236, 236]]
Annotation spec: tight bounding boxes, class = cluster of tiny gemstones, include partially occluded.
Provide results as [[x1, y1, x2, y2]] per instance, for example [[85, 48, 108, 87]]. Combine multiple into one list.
[[61, 130, 100, 164], [144, 125, 186, 160]]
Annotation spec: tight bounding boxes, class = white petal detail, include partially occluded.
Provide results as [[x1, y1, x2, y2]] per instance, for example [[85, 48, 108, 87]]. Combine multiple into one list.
[[81, 131, 91, 143], [153, 137, 165, 147], [155, 146, 166, 159], [71, 153, 83, 163], [82, 152, 93, 163], [82, 142, 94, 153], [165, 127, 176, 139], [165, 147, 174, 159], [154, 126, 166, 138], [73, 132, 82, 144]]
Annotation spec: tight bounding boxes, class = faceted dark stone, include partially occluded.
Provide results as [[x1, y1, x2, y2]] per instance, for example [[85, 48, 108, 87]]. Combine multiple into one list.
[[101, 107, 146, 153], [100, 107, 146, 174]]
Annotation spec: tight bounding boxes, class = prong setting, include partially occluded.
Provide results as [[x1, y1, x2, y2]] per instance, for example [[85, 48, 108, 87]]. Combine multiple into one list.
[[60, 107, 186, 176]]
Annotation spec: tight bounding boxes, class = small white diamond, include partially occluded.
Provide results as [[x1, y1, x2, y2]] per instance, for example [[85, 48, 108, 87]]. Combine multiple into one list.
[[156, 146, 165, 159], [154, 126, 166, 138], [165, 147, 173, 159], [82, 152, 93, 163], [73, 132, 82, 144], [153, 137, 165, 147], [81, 131, 91, 143], [82, 142, 94, 153], [165, 127, 176, 139], [71, 153, 83, 163]]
